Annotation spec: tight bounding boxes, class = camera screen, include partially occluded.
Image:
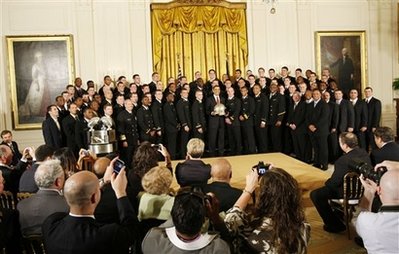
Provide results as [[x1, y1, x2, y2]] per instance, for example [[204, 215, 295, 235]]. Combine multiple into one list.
[[113, 159, 125, 174], [258, 167, 266, 176]]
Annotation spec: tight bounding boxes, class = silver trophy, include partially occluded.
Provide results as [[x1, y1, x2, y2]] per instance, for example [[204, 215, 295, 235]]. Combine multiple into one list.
[[213, 102, 226, 116]]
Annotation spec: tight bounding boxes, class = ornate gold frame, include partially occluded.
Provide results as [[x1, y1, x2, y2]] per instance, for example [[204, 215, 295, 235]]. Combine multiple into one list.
[[6, 35, 75, 130], [315, 31, 367, 92]]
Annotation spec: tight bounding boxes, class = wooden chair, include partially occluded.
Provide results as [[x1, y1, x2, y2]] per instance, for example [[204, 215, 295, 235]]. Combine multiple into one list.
[[0, 190, 16, 210], [17, 192, 34, 202], [330, 172, 364, 239], [22, 234, 46, 254]]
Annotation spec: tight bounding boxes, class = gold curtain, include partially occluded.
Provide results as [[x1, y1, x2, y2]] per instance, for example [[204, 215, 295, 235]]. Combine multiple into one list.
[[151, 1, 248, 83]]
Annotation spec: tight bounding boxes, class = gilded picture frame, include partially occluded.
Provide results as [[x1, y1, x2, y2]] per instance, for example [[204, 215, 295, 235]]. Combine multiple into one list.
[[6, 35, 75, 130], [315, 31, 367, 95]]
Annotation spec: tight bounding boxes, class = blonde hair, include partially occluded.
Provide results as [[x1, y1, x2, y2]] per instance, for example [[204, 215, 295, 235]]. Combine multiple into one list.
[[186, 138, 204, 158], [141, 166, 172, 195]]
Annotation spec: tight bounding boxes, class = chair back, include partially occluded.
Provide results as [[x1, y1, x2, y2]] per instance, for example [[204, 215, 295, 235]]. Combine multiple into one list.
[[17, 192, 34, 202], [23, 235, 46, 254], [0, 190, 16, 210], [343, 172, 363, 201]]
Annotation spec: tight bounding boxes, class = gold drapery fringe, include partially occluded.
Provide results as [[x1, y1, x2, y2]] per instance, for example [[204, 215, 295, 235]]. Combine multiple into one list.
[[151, 1, 248, 84]]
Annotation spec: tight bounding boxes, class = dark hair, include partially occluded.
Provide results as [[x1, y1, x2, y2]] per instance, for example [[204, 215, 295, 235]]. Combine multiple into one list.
[[281, 66, 289, 71], [66, 84, 74, 89], [269, 68, 275, 72], [235, 69, 242, 73], [104, 75, 111, 81], [53, 147, 78, 177], [258, 67, 265, 72], [256, 168, 306, 253], [46, 104, 56, 113], [295, 68, 302, 72], [103, 103, 113, 110], [339, 132, 359, 148], [171, 187, 206, 237], [35, 144, 54, 162], [0, 130, 11, 138], [374, 127, 395, 143], [133, 74, 140, 79], [248, 74, 255, 79], [132, 141, 159, 177]]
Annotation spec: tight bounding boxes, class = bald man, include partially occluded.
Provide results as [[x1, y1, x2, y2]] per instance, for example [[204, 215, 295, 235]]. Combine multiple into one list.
[[93, 157, 111, 178], [0, 144, 27, 194], [42, 162, 139, 254], [356, 167, 399, 253], [203, 158, 242, 212]]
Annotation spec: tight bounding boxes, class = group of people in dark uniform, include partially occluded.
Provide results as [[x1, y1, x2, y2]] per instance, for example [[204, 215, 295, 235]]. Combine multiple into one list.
[[42, 66, 381, 169]]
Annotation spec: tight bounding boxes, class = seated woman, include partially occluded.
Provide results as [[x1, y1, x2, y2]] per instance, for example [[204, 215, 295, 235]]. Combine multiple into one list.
[[224, 167, 310, 253], [138, 166, 174, 232]]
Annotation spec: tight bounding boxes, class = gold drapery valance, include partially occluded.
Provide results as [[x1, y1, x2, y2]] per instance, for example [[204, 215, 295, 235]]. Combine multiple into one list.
[[151, 0, 248, 84]]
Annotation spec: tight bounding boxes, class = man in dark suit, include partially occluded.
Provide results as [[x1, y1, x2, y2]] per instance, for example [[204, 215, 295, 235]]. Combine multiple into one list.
[[253, 84, 269, 153], [148, 72, 160, 94], [203, 158, 242, 212], [323, 92, 340, 163], [268, 82, 286, 152], [0, 145, 30, 194], [17, 160, 68, 236], [117, 99, 139, 168], [287, 92, 307, 162], [307, 89, 330, 170], [74, 77, 87, 98], [239, 86, 256, 154], [176, 89, 192, 159], [371, 127, 399, 165], [206, 85, 225, 157], [163, 93, 179, 160], [42, 164, 138, 254], [311, 132, 371, 233], [62, 102, 79, 156], [225, 87, 242, 155], [349, 89, 368, 149], [151, 90, 164, 144], [364, 87, 382, 151], [175, 138, 211, 187], [1, 130, 22, 167], [55, 95, 69, 123], [42, 104, 63, 149], [334, 89, 355, 158], [137, 96, 156, 143], [75, 107, 94, 151], [191, 90, 206, 140]]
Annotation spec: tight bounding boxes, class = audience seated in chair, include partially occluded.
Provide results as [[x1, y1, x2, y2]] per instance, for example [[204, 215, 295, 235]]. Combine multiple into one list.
[[19, 145, 53, 193], [138, 165, 174, 225], [356, 160, 399, 254], [0, 170, 22, 253], [17, 159, 68, 237], [224, 167, 310, 253], [141, 187, 230, 253], [203, 158, 242, 212], [311, 132, 371, 233], [175, 138, 211, 187], [42, 160, 139, 254], [370, 126, 399, 165]]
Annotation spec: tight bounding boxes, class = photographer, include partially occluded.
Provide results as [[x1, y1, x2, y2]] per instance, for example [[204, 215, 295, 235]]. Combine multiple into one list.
[[356, 169, 399, 253], [310, 132, 371, 233], [224, 166, 310, 253], [141, 187, 230, 253]]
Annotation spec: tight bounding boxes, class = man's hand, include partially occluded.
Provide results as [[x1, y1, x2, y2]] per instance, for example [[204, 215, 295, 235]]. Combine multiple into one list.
[[122, 141, 128, 148], [111, 167, 127, 199], [184, 126, 189, 132], [359, 174, 378, 195], [275, 121, 281, 127], [375, 160, 399, 171]]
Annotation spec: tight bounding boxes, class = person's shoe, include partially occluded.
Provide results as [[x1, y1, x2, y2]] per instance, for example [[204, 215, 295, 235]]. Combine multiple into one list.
[[320, 164, 328, 171], [354, 236, 365, 247], [312, 163, 320, 168], [323, 224, 346, 233]]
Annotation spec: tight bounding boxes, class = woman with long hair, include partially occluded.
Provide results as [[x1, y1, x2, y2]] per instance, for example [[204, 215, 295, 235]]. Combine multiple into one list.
[[224, 167, 310, 253]]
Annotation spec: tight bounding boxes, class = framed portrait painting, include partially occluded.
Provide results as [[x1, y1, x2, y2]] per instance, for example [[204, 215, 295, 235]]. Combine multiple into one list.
[[315, 31, 367, 96], [6, 35, 75, 130]]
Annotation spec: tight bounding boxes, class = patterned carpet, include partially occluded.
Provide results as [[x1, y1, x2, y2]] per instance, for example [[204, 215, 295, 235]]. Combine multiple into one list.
[[306, 207, 366, 254]]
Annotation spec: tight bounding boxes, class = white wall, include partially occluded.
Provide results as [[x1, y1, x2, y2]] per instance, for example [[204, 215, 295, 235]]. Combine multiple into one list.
[[1, 0, 398, 148]]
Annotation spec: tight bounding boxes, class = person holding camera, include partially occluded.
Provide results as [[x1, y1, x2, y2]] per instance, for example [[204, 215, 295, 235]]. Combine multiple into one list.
[[356, 166, 399, 254], [43, 159, 139, 254], [224, 166, 310, 253], [310, 132, 371, 233], [141, 187, 230, 253]]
